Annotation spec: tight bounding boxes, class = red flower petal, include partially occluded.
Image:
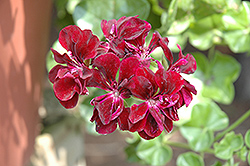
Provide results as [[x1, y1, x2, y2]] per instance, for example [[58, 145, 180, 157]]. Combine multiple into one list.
[[53, 76, 78, 101], [148, 31, 173, 64], [143, 113, 163, 138], [96, 119, 118, 135], [138, 130, 155, 140], [161, 107, 179, 121], [117, 16, 149, 40], [129, 115, 147, 132], [77, 29, 100, 60], [163, 117, 173, 133], [129, 102, 149, 124], [136, 67, 158, 95], [148, 107, 164, 131], [93, 113, 118, 135], [58, 93, 79, 109], [175, 44, 197, 74], [94, 95, 114, 125], [101, 19, 117, 40], [59, 25, 82, 51], [127, 76, 153, 100], [111, 97, 124, 120], [92, 53, 120, 83], [48, 65, 67, 83], [117, 107, 130, 131], [86, 69, 112, 91], [119, 57, 141, 83], [51, 48, 71, 64], [59, 25, 99, 61], [155, 69, 184, 95], [181, 88, 193, 107]]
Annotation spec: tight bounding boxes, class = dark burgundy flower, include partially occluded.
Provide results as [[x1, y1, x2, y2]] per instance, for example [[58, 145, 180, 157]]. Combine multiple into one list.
[[87, 53, 141, 134], [101, 16, 151, 58], [170, 44, 197, 74], [127, 31, 173, 67], [48, 25, 100, 108], [126, 67, 186, 140]]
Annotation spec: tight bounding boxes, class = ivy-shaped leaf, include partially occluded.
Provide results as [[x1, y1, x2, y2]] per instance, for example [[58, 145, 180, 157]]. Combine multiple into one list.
[[136, 138, 172, 165], [180, 101, 228, 152], [184, 102, 229, 131], [180, 126, 214, 152], [193, 51, 241, 104], [177, 152, 204, 166], [214, 131, 244, 160]]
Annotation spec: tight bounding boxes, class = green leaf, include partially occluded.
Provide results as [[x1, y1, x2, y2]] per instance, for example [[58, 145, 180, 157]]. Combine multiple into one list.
[[192, 0, 217, 20], [177, 152, 204, 166], [167, 15, 192, 35], [214, 131, 244, 160], [248, 151, 250, 166], [124, 135, 143, 164], [211, 161, 223, 166], [136, 139, 172, 165], [180, 127, 214, 152], [222, 1, 250, 30], [194, 51, 241, 104], [243, 1, 250, 24], [188, 16, 215, 50], [73, 0, 150, 37], [245, 129, 250, 148], [167, 0, 178, 26], [224, 30, 250, 53], [177, 0, 194, 11], [236, 146, 247, 161], [184, 102, 229, 131]]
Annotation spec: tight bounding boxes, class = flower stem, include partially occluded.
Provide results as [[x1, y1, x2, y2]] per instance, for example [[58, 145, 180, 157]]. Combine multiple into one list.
[[214, 109, 250, 141], [166, 141, 214, 154]]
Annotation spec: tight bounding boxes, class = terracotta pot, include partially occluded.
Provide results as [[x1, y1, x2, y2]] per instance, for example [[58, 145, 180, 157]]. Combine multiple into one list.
[[0, 0, 52, 165]]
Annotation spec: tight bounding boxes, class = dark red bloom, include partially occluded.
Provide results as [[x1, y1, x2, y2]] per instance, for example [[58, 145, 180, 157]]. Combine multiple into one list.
[[170, 44, 197, 74], [101, 16, 151, 58], [48, 25, 100, 108], [126, 66, 196, 140], [87, 53, 141, 134]]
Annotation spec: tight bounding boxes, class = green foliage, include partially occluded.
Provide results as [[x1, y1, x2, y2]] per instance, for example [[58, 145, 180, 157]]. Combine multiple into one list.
[[177, 152, 204, 166], [136, 136, 172, 165], [193, 51, 241, 104], [73, 0, 150, 37], [180, 102, 228, 152], [248, 151, 250, 165], [245, 129, 250, 148], [124, 134, 144, 164], [236, 146, 247, 161], [214, 131, 244, 160]]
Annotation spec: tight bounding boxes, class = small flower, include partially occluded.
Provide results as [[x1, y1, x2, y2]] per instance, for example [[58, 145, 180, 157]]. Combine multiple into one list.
[[101, 16, 151, 58], [170, 44, 197, 74], [48, 25, 100, 108], [126, 67, 186, 140], [87, 53, 141, 134]]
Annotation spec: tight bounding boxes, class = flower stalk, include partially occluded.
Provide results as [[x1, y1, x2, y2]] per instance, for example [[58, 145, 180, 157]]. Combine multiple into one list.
[[215, 109, 250, 141]]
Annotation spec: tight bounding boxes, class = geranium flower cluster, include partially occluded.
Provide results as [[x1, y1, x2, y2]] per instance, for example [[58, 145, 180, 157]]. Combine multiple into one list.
[[49, 16, 197, 140]]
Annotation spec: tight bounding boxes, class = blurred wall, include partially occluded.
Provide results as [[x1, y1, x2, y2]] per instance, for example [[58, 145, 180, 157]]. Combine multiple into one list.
[[0, 0, 52, 165]]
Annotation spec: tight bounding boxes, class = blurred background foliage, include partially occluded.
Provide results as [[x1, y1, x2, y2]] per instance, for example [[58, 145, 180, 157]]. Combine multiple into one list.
[[42, 0, 250, 166]]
